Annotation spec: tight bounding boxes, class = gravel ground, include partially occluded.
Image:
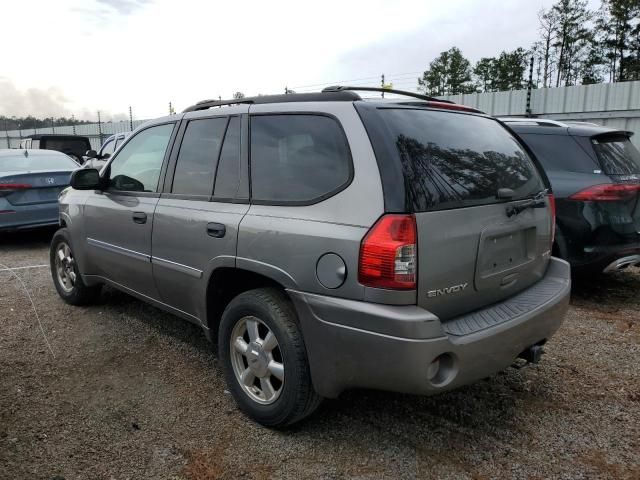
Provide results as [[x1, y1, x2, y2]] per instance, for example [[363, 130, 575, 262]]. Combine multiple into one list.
[[1, 229, 639, 480]]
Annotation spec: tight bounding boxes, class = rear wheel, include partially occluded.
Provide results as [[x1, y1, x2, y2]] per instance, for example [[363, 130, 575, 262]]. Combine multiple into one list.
[[50, 228, 101, 305], [218, 288, 321, 427]]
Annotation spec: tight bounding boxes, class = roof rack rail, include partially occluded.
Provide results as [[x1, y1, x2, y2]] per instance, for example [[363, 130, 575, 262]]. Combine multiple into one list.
[[321, 85, 454, 104], [183, 91, 362, 112], [183, 98, 255, 112], [499, 117, 567, 128]]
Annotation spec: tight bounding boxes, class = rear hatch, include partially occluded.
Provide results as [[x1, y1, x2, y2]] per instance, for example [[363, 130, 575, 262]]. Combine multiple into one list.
[[367, 107, 553, 320], [587, 134, 640, 238]]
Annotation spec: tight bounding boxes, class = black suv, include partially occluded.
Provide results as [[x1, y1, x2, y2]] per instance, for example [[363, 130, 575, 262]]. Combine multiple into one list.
[[19, 134, 92, 164], [504, 118, 640, 273]]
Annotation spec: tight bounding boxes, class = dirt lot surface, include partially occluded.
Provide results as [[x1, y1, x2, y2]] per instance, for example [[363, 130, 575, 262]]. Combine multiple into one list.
[[1, 229, 639, 480]]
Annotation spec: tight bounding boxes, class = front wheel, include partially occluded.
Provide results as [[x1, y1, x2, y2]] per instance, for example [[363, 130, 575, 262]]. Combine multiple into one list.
[[50, 228, 101, 305], [218, 288, 321, 427]]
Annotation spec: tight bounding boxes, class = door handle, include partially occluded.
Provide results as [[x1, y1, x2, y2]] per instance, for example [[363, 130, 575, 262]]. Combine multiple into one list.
[[132, 211, 147, 224], [207, 222, 226, 238]]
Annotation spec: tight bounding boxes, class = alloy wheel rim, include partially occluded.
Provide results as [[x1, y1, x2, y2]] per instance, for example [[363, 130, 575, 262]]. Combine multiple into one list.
[[230, 316, 284, 405], [55, 242, 76, 293]]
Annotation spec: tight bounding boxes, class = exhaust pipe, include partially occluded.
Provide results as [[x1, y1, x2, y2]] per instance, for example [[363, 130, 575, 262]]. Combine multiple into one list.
[[518, 344, 544, 364], [603, 255, 640, 273]]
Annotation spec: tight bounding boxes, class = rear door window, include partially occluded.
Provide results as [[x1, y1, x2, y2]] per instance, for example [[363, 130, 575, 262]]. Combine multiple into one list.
[[213, 116, 241, 199], [250, 114, 352, 204], [377, 109, 545, 211], [172, 117, 228, 196], [592, 135, 640, 175]]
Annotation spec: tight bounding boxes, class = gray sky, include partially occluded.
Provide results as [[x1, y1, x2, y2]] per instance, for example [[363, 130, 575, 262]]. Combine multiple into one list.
[[0, 0, 600, 121]]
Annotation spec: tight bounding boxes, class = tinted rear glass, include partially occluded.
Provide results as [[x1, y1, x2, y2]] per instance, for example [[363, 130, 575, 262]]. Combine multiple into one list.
[[378, 109, 545, 211], [0, 154, 78, 172], [518, 133, 598, 173], [43, 138, 90, 153], [592, 135, 640, 175]]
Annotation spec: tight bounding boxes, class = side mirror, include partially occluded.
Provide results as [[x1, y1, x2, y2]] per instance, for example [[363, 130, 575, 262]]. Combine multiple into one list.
[[85, 149, 98, 159], [70, 168, 101, 190]]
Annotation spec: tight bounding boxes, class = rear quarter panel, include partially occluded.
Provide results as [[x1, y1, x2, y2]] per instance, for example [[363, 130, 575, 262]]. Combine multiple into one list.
[[237, 102, 384, 301]]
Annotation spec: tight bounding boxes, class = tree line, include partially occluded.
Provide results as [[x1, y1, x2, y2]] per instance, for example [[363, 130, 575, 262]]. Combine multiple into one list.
[[418, 0, 640, 96], [1, 115, 93, 132]]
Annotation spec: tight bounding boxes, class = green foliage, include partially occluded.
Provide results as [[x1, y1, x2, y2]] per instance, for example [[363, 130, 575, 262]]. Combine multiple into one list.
[[598, 0, 640, 81], [474, 49, 530, 92], [418, 47, 475, 96]]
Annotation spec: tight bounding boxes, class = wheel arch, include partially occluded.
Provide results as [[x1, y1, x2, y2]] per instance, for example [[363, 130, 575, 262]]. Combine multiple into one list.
[[204, 263, 297, 343]]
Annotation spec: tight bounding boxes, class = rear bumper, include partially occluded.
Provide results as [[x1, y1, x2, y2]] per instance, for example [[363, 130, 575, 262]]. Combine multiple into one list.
[[573, 242, 640, 272], [0, 202, 59, 231], [289, 257, 571, 398]]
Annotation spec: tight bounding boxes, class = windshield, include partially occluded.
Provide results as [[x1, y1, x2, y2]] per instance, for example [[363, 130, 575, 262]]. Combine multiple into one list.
[[0, 154, 79, 172], [592, 135, 640, 176], [377, 108, 545, 212]]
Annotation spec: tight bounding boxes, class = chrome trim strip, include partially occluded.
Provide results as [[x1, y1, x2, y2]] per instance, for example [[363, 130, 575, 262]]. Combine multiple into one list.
[[86, 237, 150, 262], [151, 256, 203, 279]]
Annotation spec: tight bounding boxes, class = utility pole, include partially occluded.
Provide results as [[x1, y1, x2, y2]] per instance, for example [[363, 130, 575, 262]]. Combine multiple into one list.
[[71, 114, 77, 135], [97, 111, 103, 145], [381, 74, 385, 98], [4, 119, 10, 149], [129, 106, 133, 131], [525, 55, 535, 117]]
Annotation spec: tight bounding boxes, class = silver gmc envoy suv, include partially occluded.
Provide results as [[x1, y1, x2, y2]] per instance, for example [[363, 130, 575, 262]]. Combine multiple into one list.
[[51, 87, 571, 427]]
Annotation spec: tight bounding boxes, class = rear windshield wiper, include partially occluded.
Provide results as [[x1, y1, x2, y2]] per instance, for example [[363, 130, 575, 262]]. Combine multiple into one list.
[[505, 189, 549, 218]]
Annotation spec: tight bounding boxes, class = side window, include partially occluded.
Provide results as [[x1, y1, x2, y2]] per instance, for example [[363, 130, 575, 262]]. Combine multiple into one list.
[[108, 123, 174, 192], [213, 116, 241, 198], [100, 139, 115, 157], [250, 115, 351, 203], [519, 134, 598, 173], [172, 117, 228, 196]]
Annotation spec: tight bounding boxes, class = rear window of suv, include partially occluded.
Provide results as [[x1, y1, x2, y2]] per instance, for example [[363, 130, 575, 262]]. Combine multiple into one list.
[[377, 109, 545, 211], [592, 135, 640, 175]]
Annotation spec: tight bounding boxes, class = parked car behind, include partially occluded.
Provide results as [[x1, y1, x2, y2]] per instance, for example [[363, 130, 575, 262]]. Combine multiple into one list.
[[503, 118, 640, 273], [83, 132, 131, 170], [19, 134, 92, 164], [50, 88, 570, 427], [0, 149, 79, 231]]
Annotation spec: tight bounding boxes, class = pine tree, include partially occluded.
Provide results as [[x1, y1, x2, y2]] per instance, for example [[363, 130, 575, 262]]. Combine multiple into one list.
[[418, 47, 475, 96], [473, 58, 496, 92], [552, 0, 593, 87]]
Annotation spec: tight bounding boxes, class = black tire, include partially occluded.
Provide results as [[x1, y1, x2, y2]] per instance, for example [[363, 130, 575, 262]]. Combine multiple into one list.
[[50, 228, 101, 305], [218, 288, 322, 427]]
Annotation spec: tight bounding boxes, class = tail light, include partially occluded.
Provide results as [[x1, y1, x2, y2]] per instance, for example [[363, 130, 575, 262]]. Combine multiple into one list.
[[0, 183, 31, 197], [548, 193, 556, 246], [358, 214, 417, 290], [569, 184, 640, 201]]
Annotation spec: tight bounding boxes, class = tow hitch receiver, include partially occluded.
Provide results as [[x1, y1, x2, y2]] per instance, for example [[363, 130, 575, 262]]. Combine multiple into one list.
[[518, 344, 544, 364]]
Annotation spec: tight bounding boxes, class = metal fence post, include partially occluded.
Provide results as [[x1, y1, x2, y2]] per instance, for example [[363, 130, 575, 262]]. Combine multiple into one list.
[[97, 111, 103, 145]]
